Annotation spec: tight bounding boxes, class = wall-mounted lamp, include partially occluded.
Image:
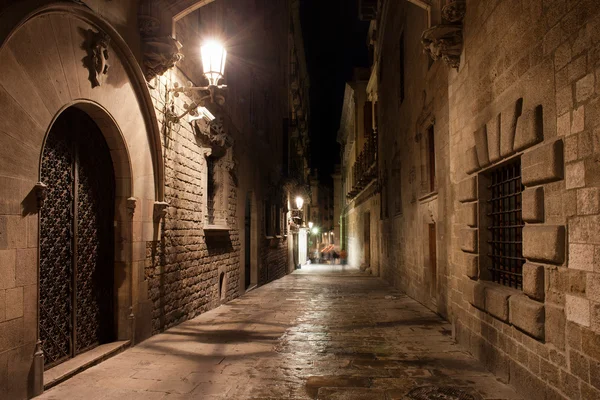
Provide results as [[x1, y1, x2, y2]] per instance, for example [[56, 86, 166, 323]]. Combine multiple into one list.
[[295, 196, 304, 210], [166, 40, 227, 124], [308, 221, 313, 229]]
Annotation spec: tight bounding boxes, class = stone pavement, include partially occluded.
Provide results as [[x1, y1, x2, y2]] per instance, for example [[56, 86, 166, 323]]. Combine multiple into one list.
[[37, 265, 523, 400]]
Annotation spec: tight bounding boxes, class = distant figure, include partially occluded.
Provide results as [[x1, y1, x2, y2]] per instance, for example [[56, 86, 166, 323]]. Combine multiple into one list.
[[340, 249, 347, 265]]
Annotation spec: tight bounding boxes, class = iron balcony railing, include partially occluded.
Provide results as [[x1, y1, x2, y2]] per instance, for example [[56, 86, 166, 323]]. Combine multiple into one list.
[[347, 131, 378, 199]]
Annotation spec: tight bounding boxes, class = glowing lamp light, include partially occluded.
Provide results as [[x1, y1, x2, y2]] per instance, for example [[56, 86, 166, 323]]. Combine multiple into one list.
[[295, 196, 304, 210], [308, 222, 314, 229], [311, 227, 319, 235], [201, 40, 227, 86]]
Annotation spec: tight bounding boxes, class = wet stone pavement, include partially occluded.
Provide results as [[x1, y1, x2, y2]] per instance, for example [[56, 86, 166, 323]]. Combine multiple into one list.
[[38, 265, 523, 400]]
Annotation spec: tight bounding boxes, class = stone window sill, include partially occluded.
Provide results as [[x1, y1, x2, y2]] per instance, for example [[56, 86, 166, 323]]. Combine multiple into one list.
[[204, 224, 230, 231]]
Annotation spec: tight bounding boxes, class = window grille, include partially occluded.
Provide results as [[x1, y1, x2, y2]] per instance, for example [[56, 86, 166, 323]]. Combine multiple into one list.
[[487, 159, 525, 289]]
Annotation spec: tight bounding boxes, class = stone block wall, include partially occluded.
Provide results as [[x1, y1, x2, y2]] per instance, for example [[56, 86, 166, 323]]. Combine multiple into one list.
[[374, 0, 600, 397]]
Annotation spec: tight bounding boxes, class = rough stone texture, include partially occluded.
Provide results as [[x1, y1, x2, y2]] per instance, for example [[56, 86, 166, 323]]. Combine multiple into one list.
[[465, 146, 481, 175], [484, 285, 511, 322], [464, 253, 479, 279], [458, 176, 477, 203], [461, 202, 477, 227], [577, 188, 600, 215], [521, 139, 564, 187], [509, 295, 545, 340], [474, 126, 490, 168], [522, 187, 544, 223], [566, 161, 586, 189], [570, 243, 595, 271], [545, 304, 566, 350], [36, 267, 524, 400], [566, 294, 591, 327], [522, 225, 565, 265], [460, 228, 478, 253], [514, 105, 544, 153], [522, 263, 545, 302]]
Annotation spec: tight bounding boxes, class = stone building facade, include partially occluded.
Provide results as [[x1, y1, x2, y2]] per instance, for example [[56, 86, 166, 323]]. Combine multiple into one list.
[[338, 69, 381, 274], [340, 0, 600, 398], [0, 0, 309, 398]]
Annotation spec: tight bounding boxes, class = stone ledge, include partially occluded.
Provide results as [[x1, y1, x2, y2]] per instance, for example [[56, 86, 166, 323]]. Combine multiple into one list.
[[522, 186, 544, 223], [522, 139, 564, 187], [523, 225, 565, 265], [509, 294, 545, 340], [484, 284, 512, 322], [458, 176, 477, 203]]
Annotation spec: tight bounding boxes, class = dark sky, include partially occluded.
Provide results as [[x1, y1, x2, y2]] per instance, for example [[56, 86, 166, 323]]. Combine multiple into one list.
[[300, 0, 369, 182]]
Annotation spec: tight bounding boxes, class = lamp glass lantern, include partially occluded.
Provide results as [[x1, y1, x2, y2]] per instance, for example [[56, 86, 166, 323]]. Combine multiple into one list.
[[308, 221, 314, 229], [201, 40, 227, 86], [295, 196, 304, 210]]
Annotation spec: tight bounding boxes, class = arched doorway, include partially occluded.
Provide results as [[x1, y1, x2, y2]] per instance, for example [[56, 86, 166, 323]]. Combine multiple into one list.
[[39, 107, 116, 369]]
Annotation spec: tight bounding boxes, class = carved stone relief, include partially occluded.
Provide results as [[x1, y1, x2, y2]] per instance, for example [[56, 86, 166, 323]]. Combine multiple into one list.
[[421, 24, 463, 69], [82, 29, 111, 87]]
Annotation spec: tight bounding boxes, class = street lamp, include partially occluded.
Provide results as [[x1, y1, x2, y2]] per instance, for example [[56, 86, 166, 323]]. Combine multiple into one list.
[[308, 221, 313, 229], [295, 196, 304, 210], [167, 39, 228, 123]]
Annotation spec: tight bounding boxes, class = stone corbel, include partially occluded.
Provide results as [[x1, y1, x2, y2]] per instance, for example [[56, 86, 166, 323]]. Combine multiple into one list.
[[127, 197, 137, 218], [34, 182, 48, 209], [421, 24, 463, 70], [153, 201, 169, 222], [138, 5, 183, 81]]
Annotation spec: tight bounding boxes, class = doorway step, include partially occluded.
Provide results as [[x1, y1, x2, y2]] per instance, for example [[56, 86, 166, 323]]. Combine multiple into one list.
[[43, 341, 130, 390]]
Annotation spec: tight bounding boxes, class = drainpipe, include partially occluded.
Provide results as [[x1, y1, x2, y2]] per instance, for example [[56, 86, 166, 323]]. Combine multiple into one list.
[[406, 0, 432, 28]]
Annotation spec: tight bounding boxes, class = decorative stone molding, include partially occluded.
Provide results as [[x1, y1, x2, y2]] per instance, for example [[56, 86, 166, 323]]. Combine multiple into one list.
[[141, 36, 183, 81], [442, 0, 466, 23], [153, 201, 169, 222], [127, 197, 137, 218], [421, 24, 463, 69], [34, 182, 48, 209], [83, 29, 111, 88]]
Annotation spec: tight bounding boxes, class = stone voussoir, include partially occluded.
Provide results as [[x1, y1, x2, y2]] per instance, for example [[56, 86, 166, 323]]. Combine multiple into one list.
[[458, 176, 478, 203], [522, 186, 545, 223], [514, 105, 544, 153]]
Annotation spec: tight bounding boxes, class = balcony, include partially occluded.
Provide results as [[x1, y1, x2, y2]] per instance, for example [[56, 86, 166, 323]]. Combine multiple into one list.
[[346, 132, 377, 199]]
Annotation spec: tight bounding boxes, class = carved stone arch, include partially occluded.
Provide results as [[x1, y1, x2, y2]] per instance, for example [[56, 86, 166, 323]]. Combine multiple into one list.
[[0, 3, 164, 396]]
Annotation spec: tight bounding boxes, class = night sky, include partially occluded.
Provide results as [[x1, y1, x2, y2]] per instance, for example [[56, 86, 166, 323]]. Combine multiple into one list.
[[300, 0, 369, 182]]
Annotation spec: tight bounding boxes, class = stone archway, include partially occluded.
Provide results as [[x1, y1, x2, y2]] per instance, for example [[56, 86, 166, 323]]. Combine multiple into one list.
[[0, 2, 163, 397]]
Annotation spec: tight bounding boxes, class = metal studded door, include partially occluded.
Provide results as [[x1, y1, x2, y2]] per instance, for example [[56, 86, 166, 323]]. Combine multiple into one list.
[[40, 107, 115, 369]]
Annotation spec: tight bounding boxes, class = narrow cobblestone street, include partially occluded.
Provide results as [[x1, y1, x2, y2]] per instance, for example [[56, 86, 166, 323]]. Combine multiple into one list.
[[38, 266, 523, 400]]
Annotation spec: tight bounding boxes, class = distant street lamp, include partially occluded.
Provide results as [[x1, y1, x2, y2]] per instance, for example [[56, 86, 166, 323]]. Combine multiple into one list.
[[295, 196, 304, 210], [308, 221, 314, 229]]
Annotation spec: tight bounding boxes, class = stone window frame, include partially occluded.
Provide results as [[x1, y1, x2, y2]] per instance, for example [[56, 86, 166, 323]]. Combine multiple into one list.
[[458, 98, 566, 342], [418, 121, 437, 199]]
